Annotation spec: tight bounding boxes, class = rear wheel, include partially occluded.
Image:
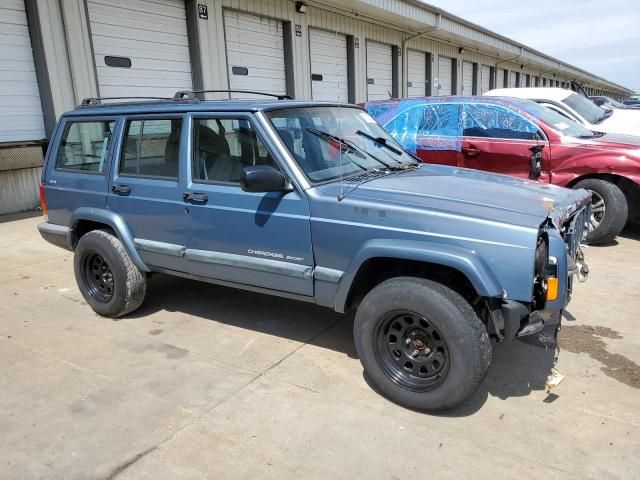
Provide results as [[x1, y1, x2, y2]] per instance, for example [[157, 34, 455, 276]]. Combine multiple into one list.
[[74, 230, 146, 317], [354, 277, 491, 411], [574, 179, 628, 244]]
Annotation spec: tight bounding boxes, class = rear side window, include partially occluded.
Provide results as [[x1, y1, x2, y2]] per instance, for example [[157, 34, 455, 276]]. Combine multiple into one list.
[[55, 121, 115, 173], [461, 104, 540, 140], [120, 118, 182, 179]]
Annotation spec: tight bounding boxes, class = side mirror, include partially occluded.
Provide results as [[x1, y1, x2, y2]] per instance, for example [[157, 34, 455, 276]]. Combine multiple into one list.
[[240, 165, 293, 193]]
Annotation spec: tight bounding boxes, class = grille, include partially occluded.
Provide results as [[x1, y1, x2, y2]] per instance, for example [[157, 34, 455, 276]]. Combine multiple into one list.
[[564, 205, 590, 259]]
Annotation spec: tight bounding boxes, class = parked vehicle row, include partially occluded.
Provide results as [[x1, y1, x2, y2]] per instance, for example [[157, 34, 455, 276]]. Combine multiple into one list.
[[365, 90, 640, 244], [37, 91, 591, 411]]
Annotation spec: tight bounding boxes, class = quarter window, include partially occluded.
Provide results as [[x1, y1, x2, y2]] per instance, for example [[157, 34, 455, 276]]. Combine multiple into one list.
[[120, 119, 182, 179], [192, 118, 276, 184], [55, 121, 115, 173]]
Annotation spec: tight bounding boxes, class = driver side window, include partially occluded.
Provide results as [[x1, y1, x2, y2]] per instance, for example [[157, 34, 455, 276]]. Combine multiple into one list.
[[192, 118, 277, 184], [461, 104, 540, 140]]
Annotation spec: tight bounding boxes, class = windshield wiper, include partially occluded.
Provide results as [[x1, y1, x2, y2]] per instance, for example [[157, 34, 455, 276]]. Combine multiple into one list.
[[355, 130, 403, 155], [306, 127, 394, 169], [306, 128, 366, 158]]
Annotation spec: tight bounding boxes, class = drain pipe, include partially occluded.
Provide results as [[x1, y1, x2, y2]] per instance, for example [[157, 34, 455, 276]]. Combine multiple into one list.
[[401, 14, 440, 97]]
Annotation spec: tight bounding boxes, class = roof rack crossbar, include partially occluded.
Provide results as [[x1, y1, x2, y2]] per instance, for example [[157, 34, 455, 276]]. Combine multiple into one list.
[[173, 90, 294, 101], [80, 96, 175, 106]]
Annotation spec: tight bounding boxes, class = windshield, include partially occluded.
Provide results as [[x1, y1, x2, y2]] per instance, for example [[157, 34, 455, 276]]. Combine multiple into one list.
[[562, 92, 608, 124], [519, 101, 595, 137], [266, 106, 417, 183]]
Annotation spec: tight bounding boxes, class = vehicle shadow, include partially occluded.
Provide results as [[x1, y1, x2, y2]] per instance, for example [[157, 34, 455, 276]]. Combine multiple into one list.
[[620, 225, 640, 241], [123, 273, 563, 416]]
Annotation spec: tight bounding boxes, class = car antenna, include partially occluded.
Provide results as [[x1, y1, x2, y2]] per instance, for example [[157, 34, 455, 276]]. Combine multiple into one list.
[[336, 29, 346, 202]]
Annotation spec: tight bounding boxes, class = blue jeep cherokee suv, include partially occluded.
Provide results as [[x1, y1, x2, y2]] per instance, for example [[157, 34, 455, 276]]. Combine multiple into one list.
[[37, 92, 590, 411]]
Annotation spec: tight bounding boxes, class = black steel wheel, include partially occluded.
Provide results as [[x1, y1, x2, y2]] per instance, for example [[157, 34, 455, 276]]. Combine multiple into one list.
[[80, 251, 114, 303], [74, 229, 146, 317], [375, 310, 449, 392], [354, 277, 491, 411]]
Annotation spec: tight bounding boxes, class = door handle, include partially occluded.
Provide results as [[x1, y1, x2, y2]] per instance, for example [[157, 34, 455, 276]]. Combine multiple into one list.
[[461, 146, 481, 157], [182, 192, 209, 203], [111, 184, 131, 194]]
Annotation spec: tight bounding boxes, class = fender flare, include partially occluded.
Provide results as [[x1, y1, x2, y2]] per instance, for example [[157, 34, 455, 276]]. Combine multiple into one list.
[[334, 239, 503, 312], [69, 207, 150, 272]]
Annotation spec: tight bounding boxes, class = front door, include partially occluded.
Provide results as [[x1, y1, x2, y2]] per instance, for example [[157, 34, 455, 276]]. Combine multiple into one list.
[[183, 113, 314, 297], [459, 103, 550, 181], [107, 115, 191, 271]]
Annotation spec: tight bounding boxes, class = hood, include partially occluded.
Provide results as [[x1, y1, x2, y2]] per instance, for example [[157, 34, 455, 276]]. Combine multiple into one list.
[[321, 164, 591, 229], [600, 110, 640, 134]]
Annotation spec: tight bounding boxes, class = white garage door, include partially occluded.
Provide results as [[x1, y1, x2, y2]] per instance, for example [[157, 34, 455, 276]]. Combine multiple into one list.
[[497, 68, 506, 88], [407, 50, 426, 97], [461, 61, 473, 95], [437, 56, 452, 96], [0, 0, 45, 142], [509, 71, 518, 88], [480, 65, 491, 94], [309, 29, 348, 102], [224, 10, 286, 99], [366, 41, 393, 101], [87, 0, 193, 99]]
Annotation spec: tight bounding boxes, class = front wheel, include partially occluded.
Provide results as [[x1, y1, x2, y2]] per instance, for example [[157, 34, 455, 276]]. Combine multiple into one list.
[[354, 277, 491, 411], [574, 179, 628, 244]]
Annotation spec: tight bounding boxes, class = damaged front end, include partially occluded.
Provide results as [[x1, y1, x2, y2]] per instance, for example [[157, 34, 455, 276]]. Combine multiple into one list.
[[487, 190, 592, 345]]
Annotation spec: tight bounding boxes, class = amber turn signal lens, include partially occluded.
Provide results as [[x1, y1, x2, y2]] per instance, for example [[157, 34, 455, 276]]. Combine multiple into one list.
[[546, 277, 559, 301]]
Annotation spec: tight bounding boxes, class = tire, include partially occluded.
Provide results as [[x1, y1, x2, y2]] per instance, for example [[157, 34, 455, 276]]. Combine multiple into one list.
[[354, 277, 491, 411], [74, 229, 146, 317], [574, 179, 628, 244]]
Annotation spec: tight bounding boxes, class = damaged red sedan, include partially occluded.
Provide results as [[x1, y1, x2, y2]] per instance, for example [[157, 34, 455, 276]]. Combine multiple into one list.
[[365, 97, 640, 244]]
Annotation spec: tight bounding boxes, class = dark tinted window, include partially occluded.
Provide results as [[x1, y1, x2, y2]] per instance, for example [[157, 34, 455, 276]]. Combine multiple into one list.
[[192, 118, 276, 184], [55, 121, 115, 173], [120, 119, 181, 179]]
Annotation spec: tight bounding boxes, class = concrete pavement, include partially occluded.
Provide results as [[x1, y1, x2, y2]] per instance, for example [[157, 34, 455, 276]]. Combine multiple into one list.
[[1, 214, 638, 479]]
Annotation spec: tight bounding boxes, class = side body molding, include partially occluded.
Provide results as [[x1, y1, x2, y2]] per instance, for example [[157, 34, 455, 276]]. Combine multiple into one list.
[[333, 239, 504, 312], [69, 207, 150, 272]]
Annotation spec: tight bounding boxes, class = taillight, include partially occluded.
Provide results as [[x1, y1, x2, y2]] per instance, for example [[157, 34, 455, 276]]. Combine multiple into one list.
[[39, 183, 47, 219]]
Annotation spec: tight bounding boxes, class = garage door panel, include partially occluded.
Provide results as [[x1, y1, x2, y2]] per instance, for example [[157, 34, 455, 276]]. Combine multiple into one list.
[[91, 35, 191, 58], [437, 56, 452, 95], [366, 41, 393, 101], [0, 0, 45, 142], [310, 29, 348, 101], [480, 65, 491, 94], [461, 61, 473, 95], [224, 10, 286, 98], [89, 0, 187, 19], [407, 50, 426, 97], [88, 0, 193, 98], [87, 2, 188, 33], [90, 23, 190, 46]]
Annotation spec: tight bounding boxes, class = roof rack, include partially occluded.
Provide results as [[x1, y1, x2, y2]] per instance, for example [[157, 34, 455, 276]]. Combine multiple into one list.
[[173, 90, 294, 101], [79, 96, 178, 106]]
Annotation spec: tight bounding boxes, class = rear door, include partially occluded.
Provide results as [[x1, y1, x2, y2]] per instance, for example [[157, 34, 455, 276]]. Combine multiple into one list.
[[107, 114, 190, 271], [459, 103, 550, 180], [43, 117, 118, 226], [183, 112, 314, 296]]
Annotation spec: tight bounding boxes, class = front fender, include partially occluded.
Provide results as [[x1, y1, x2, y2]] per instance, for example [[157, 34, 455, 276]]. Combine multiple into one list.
[[69, 207, 150, 272], [334, 239, 504, 312]]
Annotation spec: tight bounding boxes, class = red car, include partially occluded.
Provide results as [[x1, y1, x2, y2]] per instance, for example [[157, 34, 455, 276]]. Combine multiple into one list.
[[365, 97, 640, 244]]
